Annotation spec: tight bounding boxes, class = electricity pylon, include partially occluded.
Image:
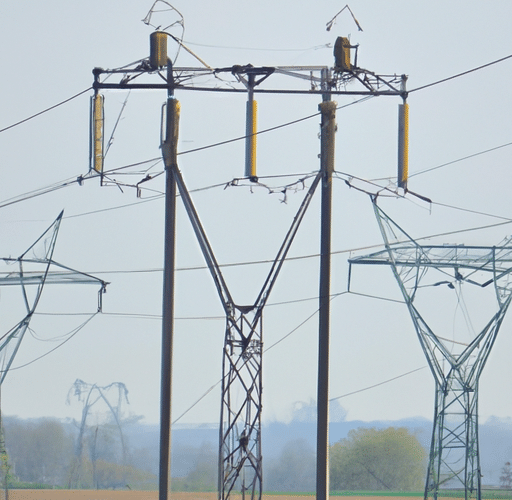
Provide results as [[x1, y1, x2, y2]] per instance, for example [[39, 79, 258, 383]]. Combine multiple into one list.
[[67, 379, 130, 488], [349, 199, 512, 500], [0, 211, 107, 384], [90, 20, 406, 499], [165, 158, 322, 500], [0, 212, 107, 497]]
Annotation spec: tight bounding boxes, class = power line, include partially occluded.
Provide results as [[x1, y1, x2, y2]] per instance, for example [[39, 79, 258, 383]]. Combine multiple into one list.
[[329, 366, 428, 402], [409, 54, 512, 93], [184, 40, 332, 52], [4, 313, 98, 373], [409, 141, 512, 178], [0, 93, 370, 210], [0, 88, 92, 134], [49, 210, 512, 279], [170, 288, 426, 424]]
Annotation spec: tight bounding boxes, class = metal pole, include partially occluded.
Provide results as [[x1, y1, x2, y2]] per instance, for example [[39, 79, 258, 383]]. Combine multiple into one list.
[[159, 60, 178, 500], [316, 69, 336, 500]]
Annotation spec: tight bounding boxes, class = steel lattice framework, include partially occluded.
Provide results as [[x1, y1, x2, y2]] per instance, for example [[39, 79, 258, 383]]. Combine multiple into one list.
[[0, 211, 107, 384], [172, 165, 321, 500], [90, 25, 407, 499], [348, 200, 512, 500]]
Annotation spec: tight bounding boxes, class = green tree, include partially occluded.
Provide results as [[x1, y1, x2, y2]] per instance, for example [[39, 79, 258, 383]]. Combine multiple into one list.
[[330, 427, 426, 491]]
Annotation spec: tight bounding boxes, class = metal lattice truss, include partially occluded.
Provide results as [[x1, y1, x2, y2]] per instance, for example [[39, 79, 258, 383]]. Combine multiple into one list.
[[67, 379, 130, 488], [0, 211, 107, 384], [348, 200, 512, 500], [173, 165, 321, 500]]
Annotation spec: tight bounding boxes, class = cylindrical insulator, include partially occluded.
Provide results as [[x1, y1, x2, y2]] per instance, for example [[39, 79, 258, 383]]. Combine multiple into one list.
[[150, 31, 168, 69], [90, 93, 104, 174], [245, 99, 257, 179], [334, 37, 351, 72], [162, 98, 180, 168], [398, 103, 409, 190]]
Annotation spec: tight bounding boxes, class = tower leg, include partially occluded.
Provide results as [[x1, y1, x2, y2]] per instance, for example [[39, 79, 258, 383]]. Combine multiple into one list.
[[219, 312, 263, 500], [425, 373, 481, 500]]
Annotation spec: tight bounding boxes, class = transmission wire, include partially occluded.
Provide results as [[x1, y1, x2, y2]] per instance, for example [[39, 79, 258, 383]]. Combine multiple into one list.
[[0, 88, 92, 134], [3, 313, 98, 373], [409, 54, 512, 93]]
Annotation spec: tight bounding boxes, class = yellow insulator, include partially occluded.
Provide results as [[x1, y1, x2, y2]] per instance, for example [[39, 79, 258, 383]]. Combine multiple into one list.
[[245, 99, 257, 179], [91, 93, 104, 174], [162, 98, 180, 169], [398, 103, 409, 190], [150, 31, 168, 69], [334, 37, 351, 72]]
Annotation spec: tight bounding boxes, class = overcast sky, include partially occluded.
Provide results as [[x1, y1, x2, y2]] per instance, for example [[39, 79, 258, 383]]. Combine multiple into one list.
[[0, 0, 511, 429]]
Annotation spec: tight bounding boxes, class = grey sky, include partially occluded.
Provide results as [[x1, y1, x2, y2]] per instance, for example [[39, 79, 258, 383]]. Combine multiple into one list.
[[0, 0, 511, 427]]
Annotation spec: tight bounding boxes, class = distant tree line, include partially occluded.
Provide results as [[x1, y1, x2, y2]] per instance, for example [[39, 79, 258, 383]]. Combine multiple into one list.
[[3, 416, 156, 490], [2, 418, 426, 492], [173, 426, 426, 493]]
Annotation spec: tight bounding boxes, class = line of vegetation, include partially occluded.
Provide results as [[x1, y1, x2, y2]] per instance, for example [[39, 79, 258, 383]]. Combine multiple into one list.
[[330, 491, 424, 497], [5, 481, 61, 489]]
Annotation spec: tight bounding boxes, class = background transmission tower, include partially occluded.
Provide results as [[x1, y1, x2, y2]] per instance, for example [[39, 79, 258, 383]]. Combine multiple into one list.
[[67, 379, 130, 489], [0, 212, 107, 495], [349, 200, 512, 500], [0, 211, 107, 384]]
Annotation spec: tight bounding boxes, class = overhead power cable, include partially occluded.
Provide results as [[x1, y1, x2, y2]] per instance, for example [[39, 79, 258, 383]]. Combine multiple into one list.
[[0, 88, 92, 134], [410, 141, 512, 178], [329, 366, 428, 402], [5, 313, 98, 373], [409, 54, 512, 93], [184, 40, 333, 52], [170, 288, 426, 424], [0, 95, 370, 210]]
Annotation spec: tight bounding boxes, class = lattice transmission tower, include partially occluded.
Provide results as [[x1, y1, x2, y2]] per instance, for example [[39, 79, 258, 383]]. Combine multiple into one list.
[[88, 4, 407, 497], [0, 212, 107, 495], [349, 199, 512, 500], [168, 160, 322, 500], [0, 211, 107, 383], [67, 379, 130, 488]]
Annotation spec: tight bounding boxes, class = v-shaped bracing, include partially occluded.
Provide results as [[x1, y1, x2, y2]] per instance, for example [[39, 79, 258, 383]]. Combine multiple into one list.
[[349, 199, 512, 500], [173, 165, 321, 500]]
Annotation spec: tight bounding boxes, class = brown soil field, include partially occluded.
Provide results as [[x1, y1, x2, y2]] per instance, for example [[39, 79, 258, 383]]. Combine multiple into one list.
[[0, 493, 446, 500]]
